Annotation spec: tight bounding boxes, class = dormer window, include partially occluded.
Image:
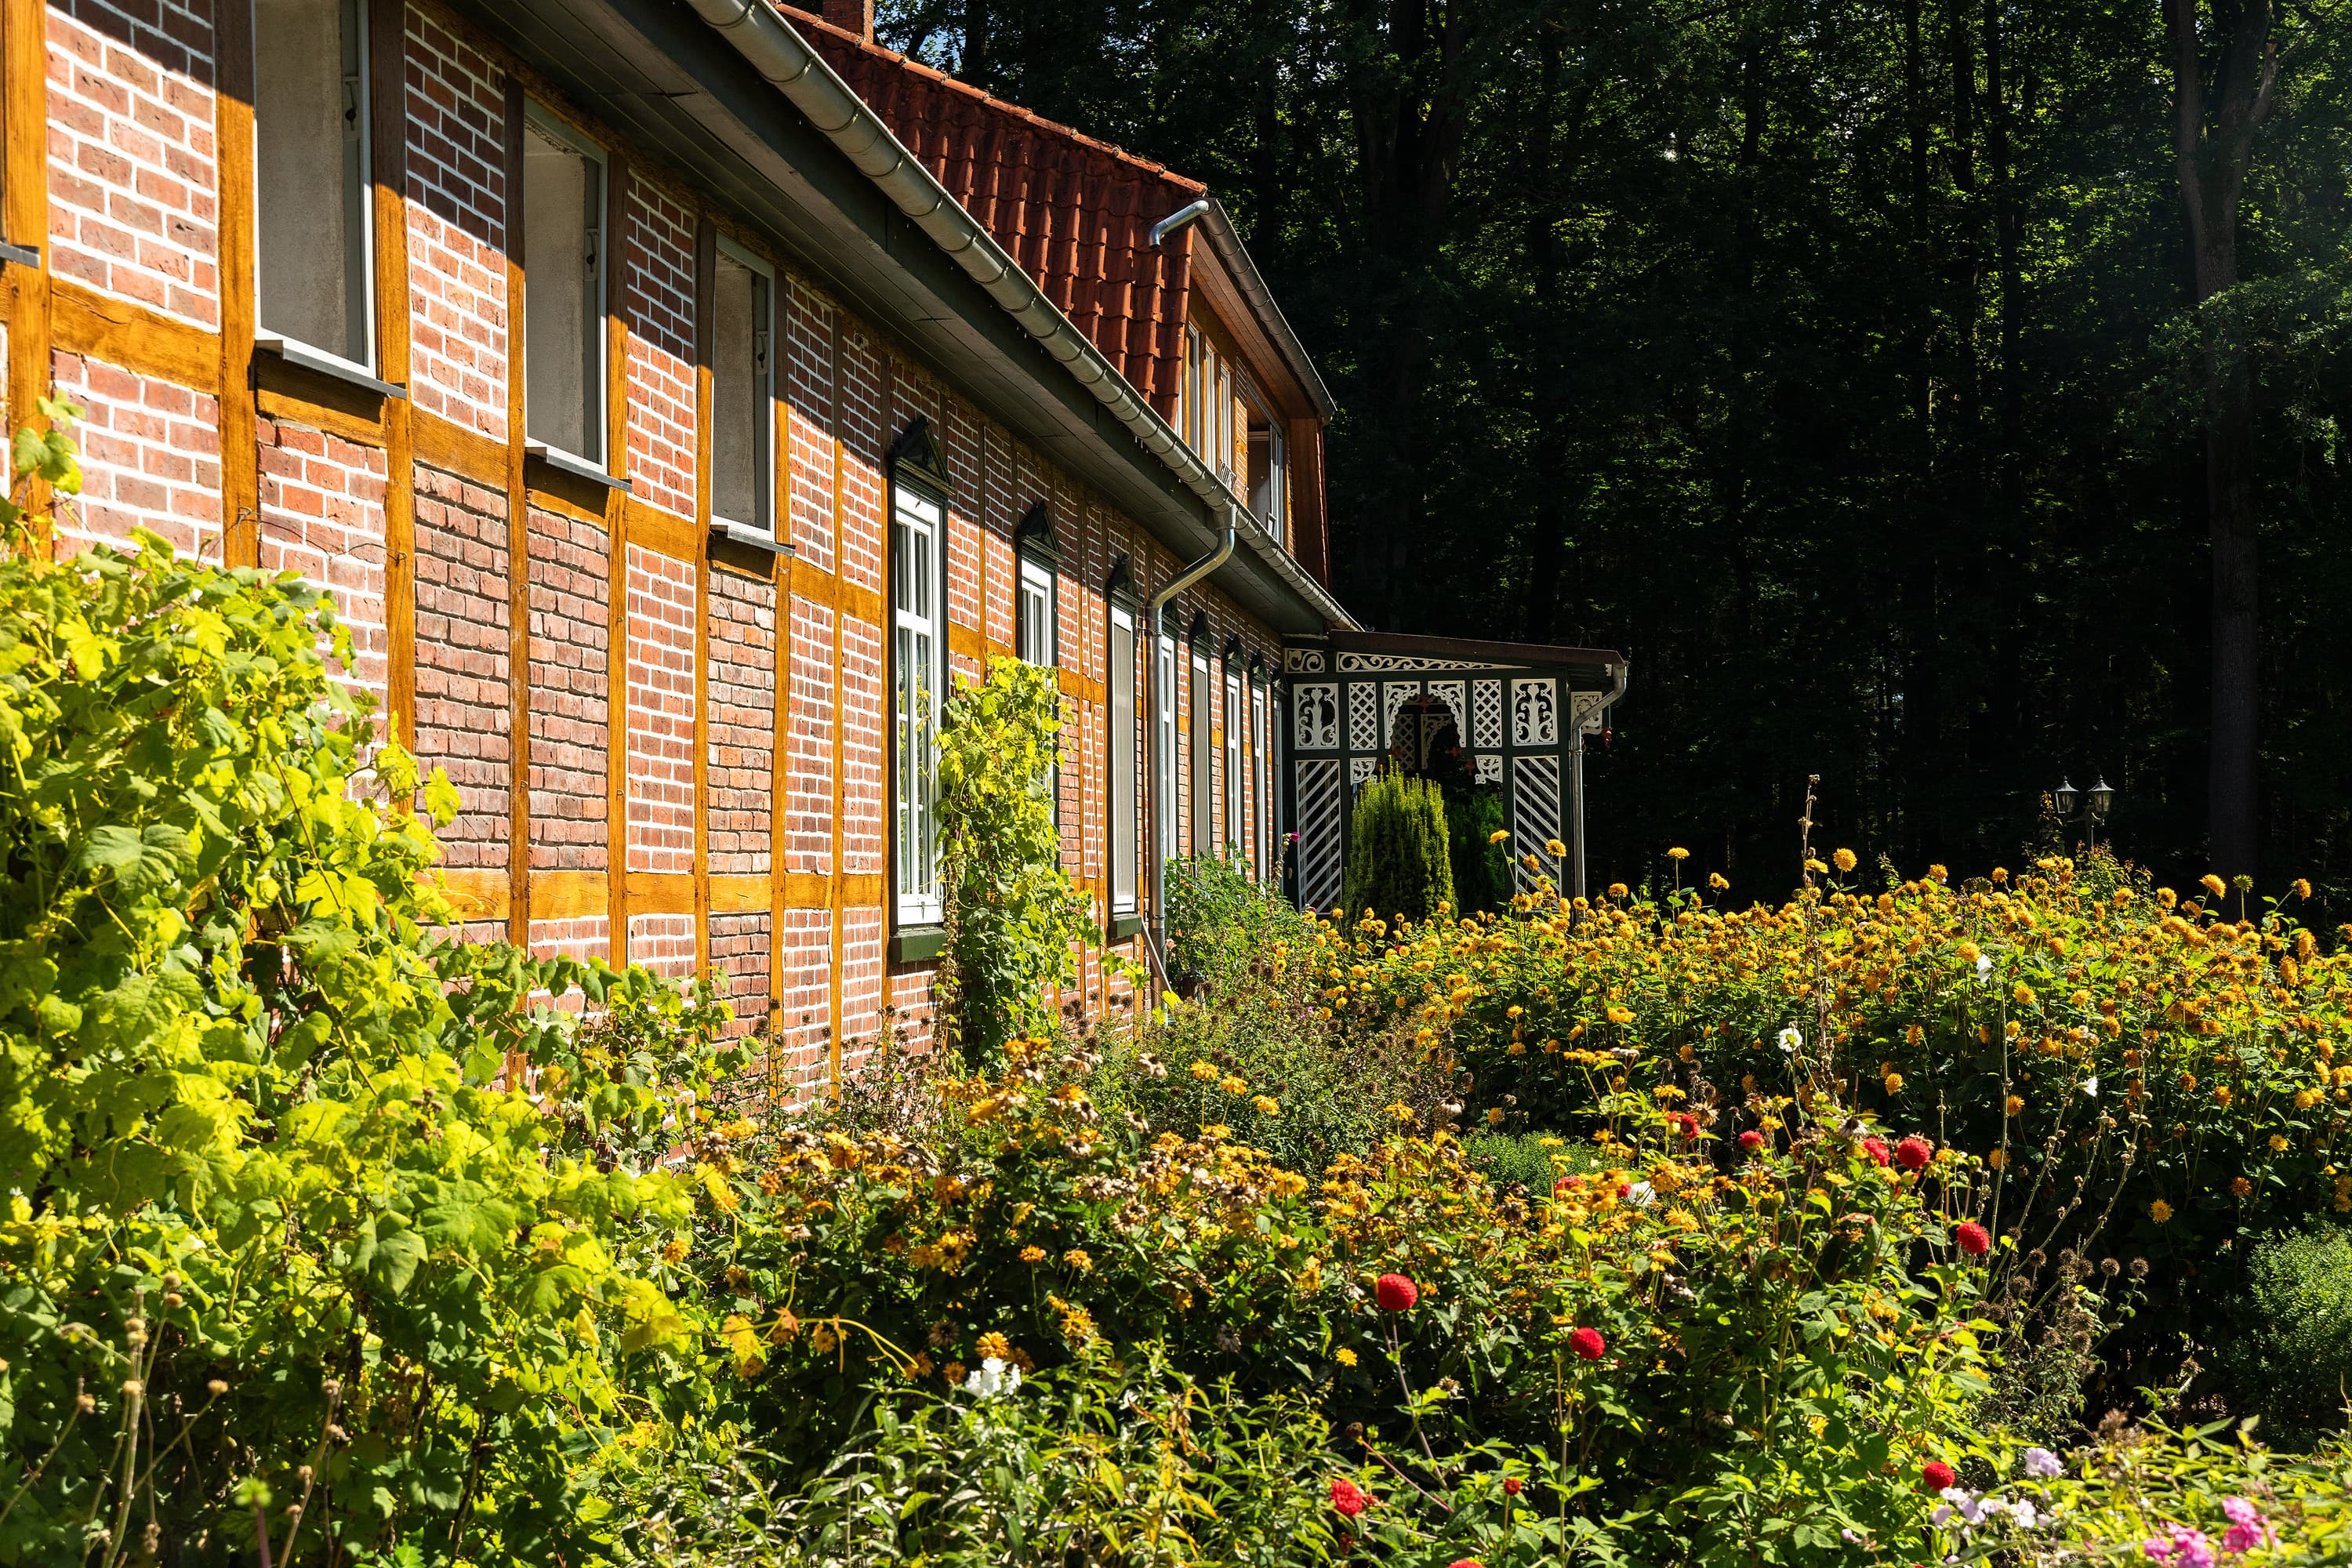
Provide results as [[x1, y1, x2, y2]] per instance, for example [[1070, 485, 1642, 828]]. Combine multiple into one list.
[[1182, 323, 1234, 486], [1247, 405, 1285, 534]]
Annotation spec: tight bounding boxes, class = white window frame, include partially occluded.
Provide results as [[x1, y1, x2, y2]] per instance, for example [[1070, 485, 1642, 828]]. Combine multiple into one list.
[[1109, 600, 1139, 916], [1018, 552, 1058, 832], [1155, 632, 1178, 869], [1251, 676, 1270, 878], [1224, 666, 1244, 859], [1189, 644, 1214, 856], [521, 101, 610, 472], [710, 234, 776, 541], [252, 0, 377, 379], [891, 484, 946, 928]]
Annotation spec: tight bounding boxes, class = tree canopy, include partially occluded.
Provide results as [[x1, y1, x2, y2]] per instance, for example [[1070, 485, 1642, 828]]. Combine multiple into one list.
[[878, 0, 2351, 902]]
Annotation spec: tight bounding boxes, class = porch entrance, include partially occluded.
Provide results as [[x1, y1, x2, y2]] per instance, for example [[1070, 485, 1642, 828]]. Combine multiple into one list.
[[1280, 630, 1627, 914]]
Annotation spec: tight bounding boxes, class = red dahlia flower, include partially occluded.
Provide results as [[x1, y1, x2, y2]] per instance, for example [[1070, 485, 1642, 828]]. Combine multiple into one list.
[[1861, 1137, 1890, 1167], [1570, 1327, 1606, 1361], [1503, 1476, 1523, 1497], [1330, 1478, 1367, 1517], [1922, 1460, 1956, 1491], [1955, 1221, 1991, 1255], [1739, 1130, 1766, 1152], [1374, 1273, 1419, 1312], [1896, 1136, 1935, 1171]]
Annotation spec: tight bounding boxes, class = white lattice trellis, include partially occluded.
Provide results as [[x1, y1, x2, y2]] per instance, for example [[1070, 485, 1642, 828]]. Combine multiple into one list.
[[1472, 680, 1503, 747], [1512, 679, 1559, 747], [1348, 684, 1377, 752]]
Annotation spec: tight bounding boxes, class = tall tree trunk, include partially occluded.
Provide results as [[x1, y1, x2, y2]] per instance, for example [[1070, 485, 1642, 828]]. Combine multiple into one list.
[[1340, 0, 1473, 630], [2167, 0, 2278, 883], [1898, 0, 1945, 866]]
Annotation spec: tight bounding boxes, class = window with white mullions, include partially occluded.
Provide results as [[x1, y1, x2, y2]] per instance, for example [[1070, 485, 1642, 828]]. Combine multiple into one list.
[[710, 237, 775, 539], [1224, 667, 1244, 860], [1018, 552, 1058, 831], [1250, 677, 1270, 877], [1109, 597, 1139, 916], [1189, 642, 1214, 856], [893, 485, 945, 927], [1155, 631, 1178, 871], [255, 0, 375, 373], [522, 105, 608, 467]]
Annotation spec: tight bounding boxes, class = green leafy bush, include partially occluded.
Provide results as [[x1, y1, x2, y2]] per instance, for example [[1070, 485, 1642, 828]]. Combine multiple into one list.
[[935, 655, 1100, 1056], [1342, 770, 1454, 926], [1445, 782, 1512, 915], [2220, 1226, 2352, 1445], [0, 417, 741, 1564], [1165, 849, 1311, 993]]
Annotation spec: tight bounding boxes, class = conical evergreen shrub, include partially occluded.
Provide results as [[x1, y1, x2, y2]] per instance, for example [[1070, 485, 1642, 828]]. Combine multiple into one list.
[[1342, 769, 1455, 925]]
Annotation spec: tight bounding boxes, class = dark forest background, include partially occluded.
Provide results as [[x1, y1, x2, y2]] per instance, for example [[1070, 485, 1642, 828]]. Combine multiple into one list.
[[877, 0, 2350, 904]]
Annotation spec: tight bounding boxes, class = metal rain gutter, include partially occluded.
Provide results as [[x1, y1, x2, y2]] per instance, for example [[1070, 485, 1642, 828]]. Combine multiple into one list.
[[682, 0, 1355, 630]]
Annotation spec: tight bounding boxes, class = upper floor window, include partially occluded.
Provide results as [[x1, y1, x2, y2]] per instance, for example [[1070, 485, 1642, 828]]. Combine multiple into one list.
[[522, 105, 608, 466], [255, 0, 374, 372], [1247, 412, 1286, 535], [1183, 325, 1235, 487], [710, 237, 775, 538]]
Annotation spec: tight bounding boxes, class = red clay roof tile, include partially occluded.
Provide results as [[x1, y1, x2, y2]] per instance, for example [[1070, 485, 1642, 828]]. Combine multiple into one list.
[[777, 3, 1201, 419]]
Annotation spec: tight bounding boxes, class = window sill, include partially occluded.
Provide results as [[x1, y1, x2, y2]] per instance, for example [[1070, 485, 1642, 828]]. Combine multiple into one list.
[[891, 927, 947, 964], [1108, 911, 1145, 940], [255, 336, 405, 400], [0, 241, 38, 270], [524, 442, 628, 489], [712, 520, 792, 554]]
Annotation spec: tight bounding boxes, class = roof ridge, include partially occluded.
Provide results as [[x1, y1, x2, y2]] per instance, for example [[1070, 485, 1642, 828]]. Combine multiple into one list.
[[771, 4, 1207, 194]]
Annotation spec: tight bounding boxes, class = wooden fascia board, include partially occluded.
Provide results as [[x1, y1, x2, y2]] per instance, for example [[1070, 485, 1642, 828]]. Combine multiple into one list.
[[1185, 243, 1316, 426]]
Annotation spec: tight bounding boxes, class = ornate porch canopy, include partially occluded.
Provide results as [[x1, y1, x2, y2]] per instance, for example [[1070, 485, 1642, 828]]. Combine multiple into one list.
[[1280, 630, 1628, 912]]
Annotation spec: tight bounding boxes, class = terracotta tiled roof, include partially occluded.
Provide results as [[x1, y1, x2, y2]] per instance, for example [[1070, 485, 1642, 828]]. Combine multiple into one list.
[[778, 5, 1201, 420]]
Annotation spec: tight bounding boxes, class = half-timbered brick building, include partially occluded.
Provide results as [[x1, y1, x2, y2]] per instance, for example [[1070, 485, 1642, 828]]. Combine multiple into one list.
[[0, 0, 1626, 1091]]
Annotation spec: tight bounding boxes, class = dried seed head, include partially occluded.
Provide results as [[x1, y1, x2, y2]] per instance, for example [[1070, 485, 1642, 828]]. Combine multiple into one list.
[[206, 1379, 230, 1396]]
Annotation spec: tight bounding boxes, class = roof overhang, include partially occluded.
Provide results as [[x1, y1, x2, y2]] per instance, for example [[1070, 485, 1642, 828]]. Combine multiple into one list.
[[444, 0, 1351, 635], [1314, 629, 1628, 690]]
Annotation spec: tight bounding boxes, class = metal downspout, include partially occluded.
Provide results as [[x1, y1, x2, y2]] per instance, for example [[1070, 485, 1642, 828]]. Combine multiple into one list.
[[1567, 662, 1630, 902]]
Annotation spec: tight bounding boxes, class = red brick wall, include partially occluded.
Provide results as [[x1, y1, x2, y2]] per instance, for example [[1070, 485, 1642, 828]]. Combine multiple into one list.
[[623, 543, 695, 876], [18, 0, 1301, 1087], [623, 182, 697, 521], [49, 351, 220, 557], [411, 464, 512, 853], [46, 0, 220, 328], [258, 418, 390, 729], [402, 8, 507, 439], [526, 502, 611, 895]]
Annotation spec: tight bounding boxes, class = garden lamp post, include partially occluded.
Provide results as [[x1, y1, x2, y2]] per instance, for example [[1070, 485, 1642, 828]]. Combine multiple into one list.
[[2053, 775, 2116, 848]]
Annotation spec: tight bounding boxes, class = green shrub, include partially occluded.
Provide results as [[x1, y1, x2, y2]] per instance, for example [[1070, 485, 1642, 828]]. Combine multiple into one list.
[[1342, 769, 1454, 925], [0, 412, 742, 1565], [1459, 1131, 1606, 1192], [1164, 849, 1310, 993], [1445, 782, 1512, 915], [2221, 1227, 2352, 1445], [936, 655, 1101, 1056]]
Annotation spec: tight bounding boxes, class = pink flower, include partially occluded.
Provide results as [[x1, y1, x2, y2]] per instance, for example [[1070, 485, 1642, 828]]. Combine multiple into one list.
[[1330, 1478, 1367, 1518], [1955, 1221, 1991, 1255], [1374, 1273, 1419, 1312], [1739, 1130, 1766, 1152], [1896, 1136, 1935, 1171], [1447, 1560, 1486, 1568], [2142, 1525, 2216, 1568], [2220, 1497, 2273, 1554], [1570, 1327, 1606, 1361], [1861, 1137, 1891, 1167]]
